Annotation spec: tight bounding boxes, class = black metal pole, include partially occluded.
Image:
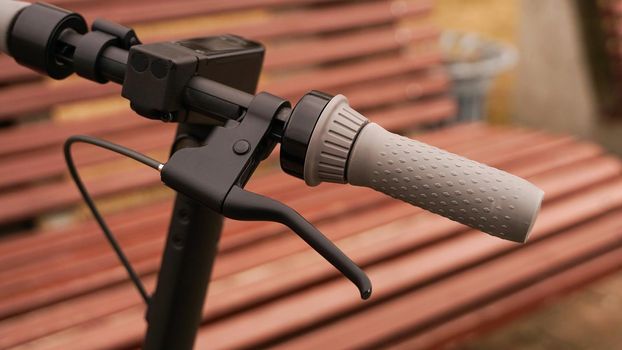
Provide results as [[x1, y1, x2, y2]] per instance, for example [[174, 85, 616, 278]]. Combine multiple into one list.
[[143, 125, 223, 350]]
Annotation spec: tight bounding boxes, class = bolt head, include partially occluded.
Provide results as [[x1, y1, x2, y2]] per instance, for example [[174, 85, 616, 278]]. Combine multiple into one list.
[[233, 140, 251, 155]]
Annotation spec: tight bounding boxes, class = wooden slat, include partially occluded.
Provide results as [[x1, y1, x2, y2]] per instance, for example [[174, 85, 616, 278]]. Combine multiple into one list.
[[2, 2, 618, 349], [0, 0, 448, 228], [0, 0, 341, 83], [0, 38, 439, 121], [345, 71, 449, 110], [0, 124, 496, 317], [0, 113, 150, 158], [372, 97, 456, 130], [0, 124, 489, 268], [198, 159, 622, 326], [0, 69, 447, 160], [0, 128, 591, 276], [73, 0, 336, 25], [260, 205, 622, 350], [13, 162, 622, 349], [47, 0, 317, 10], [264, 26, 438, 70], [0, 126, 532, 322], [0, 91, 450, 225], [0, 72, 449, 189], [0, 0, 432, 85], [387, 245, 622, 349], [266, 52, 441, 100], [0, 126, 616, 348]]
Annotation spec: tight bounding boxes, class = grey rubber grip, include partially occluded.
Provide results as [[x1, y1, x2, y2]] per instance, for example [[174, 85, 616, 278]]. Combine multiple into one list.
[[0, 1, 29, 54], [347, 123, 544, 243]]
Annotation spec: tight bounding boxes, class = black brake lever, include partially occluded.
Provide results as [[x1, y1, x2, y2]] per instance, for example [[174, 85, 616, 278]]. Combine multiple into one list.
[[223, 186, 371, 299], [160, 91, 372, 300]]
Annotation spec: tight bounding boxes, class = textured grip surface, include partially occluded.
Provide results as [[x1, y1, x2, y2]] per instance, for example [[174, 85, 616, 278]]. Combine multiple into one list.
[[347, 123, 544, 242]]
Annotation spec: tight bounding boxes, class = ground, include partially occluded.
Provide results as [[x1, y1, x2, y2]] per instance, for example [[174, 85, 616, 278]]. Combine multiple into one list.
[[434, 1, 622, 348], [460, 270, 622, 349]]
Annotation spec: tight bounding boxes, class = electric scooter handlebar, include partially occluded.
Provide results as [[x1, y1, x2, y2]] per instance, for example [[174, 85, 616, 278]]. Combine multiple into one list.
[[0, 0, 544, 302], [303, 95, 543, 243]]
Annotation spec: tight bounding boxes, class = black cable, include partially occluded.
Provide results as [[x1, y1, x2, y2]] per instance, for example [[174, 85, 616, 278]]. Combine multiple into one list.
[[64, 135, 164, 304]]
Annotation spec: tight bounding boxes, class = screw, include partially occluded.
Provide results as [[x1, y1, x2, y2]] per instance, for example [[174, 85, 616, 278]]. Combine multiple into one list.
[[233, 140, 251, 155]]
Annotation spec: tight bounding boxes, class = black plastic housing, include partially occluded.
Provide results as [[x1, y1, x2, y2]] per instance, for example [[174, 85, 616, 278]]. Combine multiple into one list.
[[122, 35, 264, 124], [280, 91, 332, 179]]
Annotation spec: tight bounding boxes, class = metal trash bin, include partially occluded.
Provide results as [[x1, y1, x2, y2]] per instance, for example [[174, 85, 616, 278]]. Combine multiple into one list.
[[440, 31, 517, 122]]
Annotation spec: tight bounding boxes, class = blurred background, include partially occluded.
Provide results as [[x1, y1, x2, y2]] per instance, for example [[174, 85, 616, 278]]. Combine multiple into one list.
[[438, 1, 622, 348], [0, 0, 622, 349], [436, 0, 622, 157]]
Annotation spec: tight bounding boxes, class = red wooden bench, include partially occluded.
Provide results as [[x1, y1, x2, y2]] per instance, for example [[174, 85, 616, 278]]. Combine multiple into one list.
[[0, 1, 621, 349]]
